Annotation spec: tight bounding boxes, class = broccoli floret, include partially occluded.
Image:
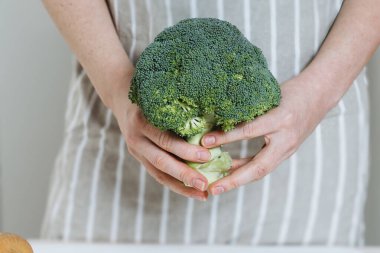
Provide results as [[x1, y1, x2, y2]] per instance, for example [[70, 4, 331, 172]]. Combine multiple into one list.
[[129, 18, 281, 186]]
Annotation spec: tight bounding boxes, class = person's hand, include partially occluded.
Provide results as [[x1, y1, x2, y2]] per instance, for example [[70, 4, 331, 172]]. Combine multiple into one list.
[[110, 73, 211, 201], [201, 75, 332, 196]]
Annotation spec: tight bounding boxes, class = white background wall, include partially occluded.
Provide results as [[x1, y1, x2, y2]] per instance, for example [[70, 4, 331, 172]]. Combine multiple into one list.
[[0, 1, 379, 245]]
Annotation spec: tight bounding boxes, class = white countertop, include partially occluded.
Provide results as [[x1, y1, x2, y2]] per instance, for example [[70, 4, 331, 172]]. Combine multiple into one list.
[[29, 241, 380, 253]]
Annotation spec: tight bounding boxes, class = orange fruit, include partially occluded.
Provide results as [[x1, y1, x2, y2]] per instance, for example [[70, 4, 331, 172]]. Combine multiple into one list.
[[0, 233, 33, 253]]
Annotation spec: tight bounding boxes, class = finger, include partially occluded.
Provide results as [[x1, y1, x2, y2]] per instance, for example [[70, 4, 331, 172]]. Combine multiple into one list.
[[141, 121, 211, 163], [137, 138, 209, 191], [231, 158, 251, 170], [208, 138, 283, 195], [141, 158, 208, 201], [201, 110, 280, 148]]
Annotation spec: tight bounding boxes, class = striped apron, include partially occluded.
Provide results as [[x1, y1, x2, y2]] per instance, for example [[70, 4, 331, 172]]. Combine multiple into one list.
[[40, 0, 370, 246]]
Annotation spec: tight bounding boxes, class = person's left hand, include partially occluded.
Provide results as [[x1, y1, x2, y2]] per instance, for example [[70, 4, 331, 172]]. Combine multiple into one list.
[[201, 74, 334, 195]]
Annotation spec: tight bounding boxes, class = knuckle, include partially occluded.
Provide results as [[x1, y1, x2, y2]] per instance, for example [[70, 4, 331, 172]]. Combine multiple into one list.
[[255, 165, 269, 180], [229, 178, 241, 190], [178, 169, 190, 183], [158, 131, 172, 150], [152, 154, 165, 169]]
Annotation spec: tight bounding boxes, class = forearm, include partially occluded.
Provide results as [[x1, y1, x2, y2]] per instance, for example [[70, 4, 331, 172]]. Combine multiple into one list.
[[42, 0, 134, 109], [300, 0, 380, 113]]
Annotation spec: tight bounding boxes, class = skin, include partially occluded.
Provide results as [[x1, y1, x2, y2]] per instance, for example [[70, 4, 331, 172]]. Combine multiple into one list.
[[43, 0, 380, 201]]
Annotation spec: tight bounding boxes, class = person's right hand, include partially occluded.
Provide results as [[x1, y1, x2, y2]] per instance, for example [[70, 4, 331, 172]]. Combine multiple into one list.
[[110, 74, 211, 201]]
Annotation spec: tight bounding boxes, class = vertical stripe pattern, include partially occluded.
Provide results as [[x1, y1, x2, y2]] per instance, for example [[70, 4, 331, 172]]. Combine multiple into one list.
[[231, 140, 247, 244], [328, 100, 347, 245], [190, 0, 197, 18], [269, 0, 277, 76], [63, 90, 98, 241], [251, 0, 277, 245], [359, 73, 370, 247], [251, 177, 270, 245], [277, 0, 300, 244], [128, 0, 137, 61], [208, 196, 219, 244], [303, 0, 322, 244], [145, 0, 153, 42], [303, 126, 323, 244], [217, 0, 224, 20], [349, 80, 366, 246], [110, 136, 126, 242], [85, 109, 113, 241], [41, 0, 370, 246], [183, 199, 194, 244], [159, 187, 170, 244], [134, 165, 146, 243]]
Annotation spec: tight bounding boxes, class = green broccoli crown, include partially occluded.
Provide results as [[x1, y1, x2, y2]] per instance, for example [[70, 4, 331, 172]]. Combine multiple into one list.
[[129, 18, 281, 137]]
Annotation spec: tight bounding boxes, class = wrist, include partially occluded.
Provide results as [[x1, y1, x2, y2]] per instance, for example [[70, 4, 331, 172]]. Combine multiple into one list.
[[107, 70, 135, 119], [95, 61, 135, 113], [297, 64, 347, 116]]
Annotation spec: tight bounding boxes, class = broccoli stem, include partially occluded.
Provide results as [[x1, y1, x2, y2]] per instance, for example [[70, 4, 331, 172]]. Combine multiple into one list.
[[185, 116, 232, 186]]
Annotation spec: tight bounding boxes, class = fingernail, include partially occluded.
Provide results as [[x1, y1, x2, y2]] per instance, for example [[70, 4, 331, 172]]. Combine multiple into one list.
[[203, 136, 216, 146], [211, 186, 224, 195], [197, 150, 210, 161], [193, 178, 207, 191]]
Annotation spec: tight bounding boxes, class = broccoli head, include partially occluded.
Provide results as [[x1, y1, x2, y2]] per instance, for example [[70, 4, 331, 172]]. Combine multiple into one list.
[[129, 18, 281, 185]]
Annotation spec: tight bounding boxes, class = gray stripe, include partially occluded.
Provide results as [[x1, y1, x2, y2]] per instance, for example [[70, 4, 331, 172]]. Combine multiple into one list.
[[110, 135, 126, 242], [183, 198, 194, 244], [217, 0, 224, 19], [358, 73, 370, 246], [63, 89, 98, 241], [327, 101, 347, 245], [128, 0, 137, 62], [134, 165, 146, 243], [277, 0, 300, 244], [302, 0, 322, 244], [85, 109, 113, 241], [303, 126, 323, 244], [190, 0, 197, 18], [159, 187, 170, 244], [349, 80, 366, 246], [230, 141, 247, 244], [207, 195, 220, 244]]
